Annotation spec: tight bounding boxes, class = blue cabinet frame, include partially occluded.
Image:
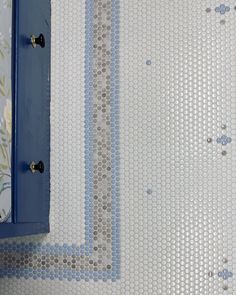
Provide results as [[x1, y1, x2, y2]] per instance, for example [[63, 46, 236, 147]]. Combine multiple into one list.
[[0, 0, 51, 238]]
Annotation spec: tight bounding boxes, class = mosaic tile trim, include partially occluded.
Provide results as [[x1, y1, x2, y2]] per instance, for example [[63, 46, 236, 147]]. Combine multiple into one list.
[[0, 0, 120, 281]]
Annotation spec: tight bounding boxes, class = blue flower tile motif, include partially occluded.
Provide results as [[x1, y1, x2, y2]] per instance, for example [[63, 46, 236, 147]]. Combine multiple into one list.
[[216, 135, 232, 145], [218, 269, 233, 280], [215, 4, 230, 15]]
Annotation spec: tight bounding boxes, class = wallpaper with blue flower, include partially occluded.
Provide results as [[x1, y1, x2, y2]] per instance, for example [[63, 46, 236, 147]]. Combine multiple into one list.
[[0, 0, 12, 219]]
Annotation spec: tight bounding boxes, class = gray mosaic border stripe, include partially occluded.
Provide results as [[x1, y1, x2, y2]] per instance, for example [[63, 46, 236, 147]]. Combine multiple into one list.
[[0, 0, 120, 280]]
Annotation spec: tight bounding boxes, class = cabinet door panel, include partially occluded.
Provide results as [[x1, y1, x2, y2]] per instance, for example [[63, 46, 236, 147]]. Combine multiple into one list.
[[0, 0, 50, 238], [13, 0, 50, 224]]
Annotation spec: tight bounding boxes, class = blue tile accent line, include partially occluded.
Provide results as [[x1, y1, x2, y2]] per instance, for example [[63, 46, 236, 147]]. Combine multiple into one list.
[[84, 0, 95, 258], [0, 0, 120, 281], [111, 0, 121, 280]]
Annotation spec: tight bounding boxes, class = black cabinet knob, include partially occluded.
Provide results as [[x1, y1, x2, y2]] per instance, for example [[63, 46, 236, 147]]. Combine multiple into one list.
[[31, 34, 45, 48], [30, 161, 45, 174]]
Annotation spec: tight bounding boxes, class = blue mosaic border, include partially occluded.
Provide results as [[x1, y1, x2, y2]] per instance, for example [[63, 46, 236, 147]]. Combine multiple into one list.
[[84, 0, 95, 257], [110, 0, 120, 279], [0, 0, 120, 281]]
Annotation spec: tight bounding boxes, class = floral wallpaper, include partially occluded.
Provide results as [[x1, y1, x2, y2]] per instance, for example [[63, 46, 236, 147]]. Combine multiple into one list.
[[0, 0, 12, 221]]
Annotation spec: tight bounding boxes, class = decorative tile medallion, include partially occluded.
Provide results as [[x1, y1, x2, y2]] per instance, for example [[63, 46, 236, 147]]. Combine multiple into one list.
[[217, 135, 232, 145], [218, 269, 233, 280], [215, 4, 230, 15], [0, 0, 120, 281]]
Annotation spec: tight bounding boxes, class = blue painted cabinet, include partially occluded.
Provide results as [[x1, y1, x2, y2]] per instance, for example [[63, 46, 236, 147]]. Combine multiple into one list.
[[0, 0, 51, 238]]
